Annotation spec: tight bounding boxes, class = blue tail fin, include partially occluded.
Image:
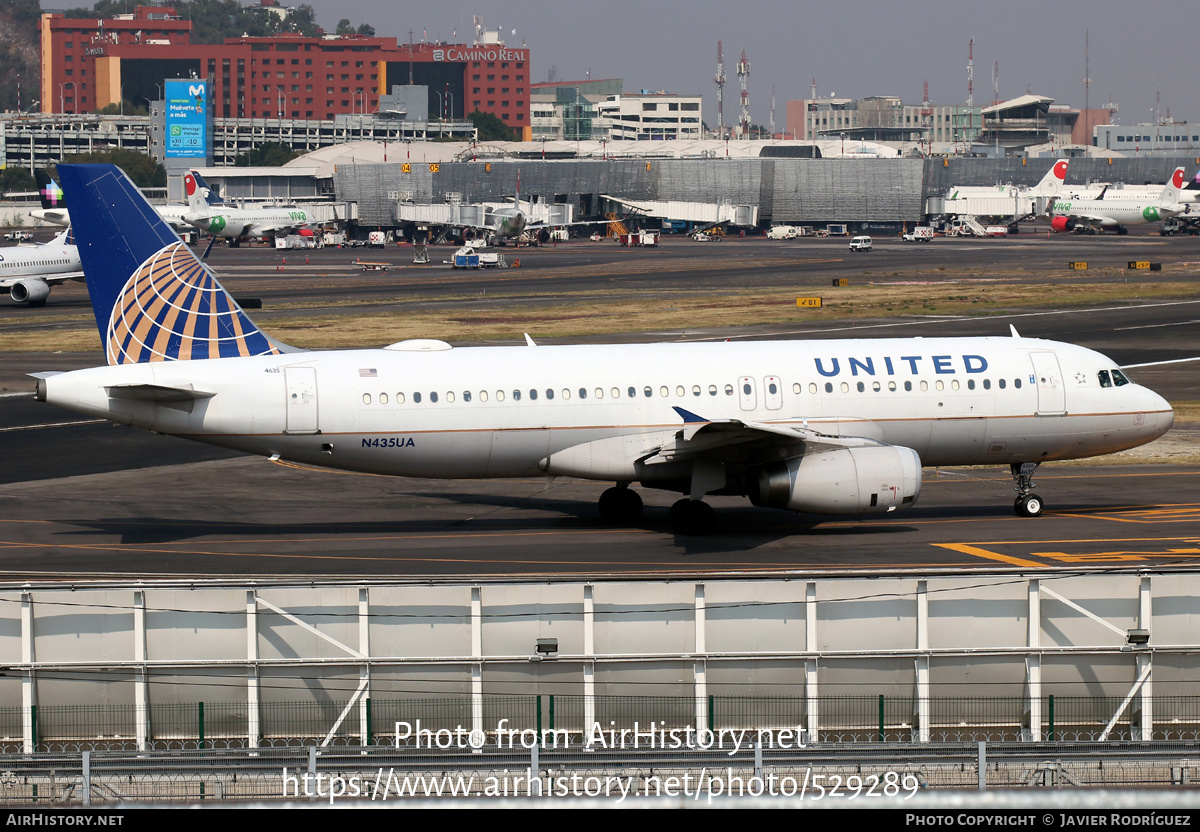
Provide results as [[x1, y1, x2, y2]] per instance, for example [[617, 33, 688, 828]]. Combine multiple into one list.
[[58, 164, 287, 366]]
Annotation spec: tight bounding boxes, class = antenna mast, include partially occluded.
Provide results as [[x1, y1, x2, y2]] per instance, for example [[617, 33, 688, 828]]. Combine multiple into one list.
[[714, 41, 725, 139], [770, 84, 776, 139], [967, 38, 974, 107], [737, 48, 750, 139]]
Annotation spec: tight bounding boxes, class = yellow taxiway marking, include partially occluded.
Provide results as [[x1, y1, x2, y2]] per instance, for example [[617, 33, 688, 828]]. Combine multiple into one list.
[[936, 535, 1200, 567]]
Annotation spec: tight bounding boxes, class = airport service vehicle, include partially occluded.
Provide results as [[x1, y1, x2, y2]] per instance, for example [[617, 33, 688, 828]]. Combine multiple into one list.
[[368, 232, 388, 247], [1048, 167, 1187, 235], [767, 226, 798, 240], [827, 224, 849, 236], [848, 236, 872, 251], [902, 227, 933, 242], [38, 165, 1175, 534], [0, 228, 84, 306], [4, 231, 33, 242], [985, 226, 1010, 238]]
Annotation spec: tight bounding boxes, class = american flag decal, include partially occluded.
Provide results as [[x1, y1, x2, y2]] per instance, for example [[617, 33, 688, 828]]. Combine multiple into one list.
[[359, 368, 378, 378]]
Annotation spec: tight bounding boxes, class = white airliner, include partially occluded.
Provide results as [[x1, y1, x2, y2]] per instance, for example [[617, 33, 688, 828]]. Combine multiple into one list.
[[29, 170, 196, 233], [0, 229, 84, 306], [1048, 167, 1188, 234], [37, 164, 1174, 534], [945, 160, 1069, 202], [182, 171, 319, 243]]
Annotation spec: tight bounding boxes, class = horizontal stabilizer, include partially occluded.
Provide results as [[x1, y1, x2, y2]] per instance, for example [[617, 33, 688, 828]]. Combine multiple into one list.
[[105, 382, 215, 413]]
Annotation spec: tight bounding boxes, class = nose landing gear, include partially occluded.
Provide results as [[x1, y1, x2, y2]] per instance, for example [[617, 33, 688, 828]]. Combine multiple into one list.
[[1012, 462, 1045, 517]]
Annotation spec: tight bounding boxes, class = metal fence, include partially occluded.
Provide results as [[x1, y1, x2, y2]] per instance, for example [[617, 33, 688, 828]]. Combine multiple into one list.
[[3, 695, 1199, 753], [0, 741, 1197, 805]]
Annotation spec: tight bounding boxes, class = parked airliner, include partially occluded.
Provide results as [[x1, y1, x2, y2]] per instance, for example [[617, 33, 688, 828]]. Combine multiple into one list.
[[1048, 167, 1188, 234], [37, 165, 1174, 534], [182, 171, 319, 243], [0, 229, 83, 306]]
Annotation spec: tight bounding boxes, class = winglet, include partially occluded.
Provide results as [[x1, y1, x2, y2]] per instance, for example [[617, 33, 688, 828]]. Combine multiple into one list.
[[673, 406, 708, 424], [1010, 325, 1021, 338], [524, 333, 537, 347]]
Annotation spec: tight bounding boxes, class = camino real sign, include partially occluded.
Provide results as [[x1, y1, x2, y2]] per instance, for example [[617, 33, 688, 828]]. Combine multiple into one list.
[[164, 79, 209, 159]]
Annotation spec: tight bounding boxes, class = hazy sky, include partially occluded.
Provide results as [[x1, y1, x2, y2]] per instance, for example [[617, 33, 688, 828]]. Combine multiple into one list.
[[299, 0, 1200, 129]]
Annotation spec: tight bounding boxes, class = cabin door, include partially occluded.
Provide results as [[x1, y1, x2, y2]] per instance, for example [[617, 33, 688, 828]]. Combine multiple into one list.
[[284, 367, 320, 434], [1030, 352, 1066, 415]]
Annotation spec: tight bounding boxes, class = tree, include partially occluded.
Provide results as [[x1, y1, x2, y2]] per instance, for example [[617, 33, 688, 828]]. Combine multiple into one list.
[[55, 148, 165, 189], [336, 18, 352, 35], [355, 23, 375, 37], [233, 141, 298, 167], [94, 100, 149, 116], [0, 166, 35, 195], [467, 110, 514, 142]]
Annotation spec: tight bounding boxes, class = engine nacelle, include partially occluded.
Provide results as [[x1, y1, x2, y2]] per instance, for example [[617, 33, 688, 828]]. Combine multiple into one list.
[[752, 445, 922, 514], [1050, 216, 1076, 233], [9, 278, 51, 305]]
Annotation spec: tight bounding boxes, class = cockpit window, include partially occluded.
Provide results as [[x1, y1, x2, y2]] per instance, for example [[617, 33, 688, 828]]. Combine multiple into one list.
[[1098, 370, 1112, 388], [1112, 370, 1130, 387]]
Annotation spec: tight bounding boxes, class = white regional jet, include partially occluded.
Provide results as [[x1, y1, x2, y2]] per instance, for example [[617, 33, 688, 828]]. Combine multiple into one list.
[[182, 171, 318, 244], [1048, 167, 1188, 234], [37, 164, 1174, 533], [0, 229, 84, 306]]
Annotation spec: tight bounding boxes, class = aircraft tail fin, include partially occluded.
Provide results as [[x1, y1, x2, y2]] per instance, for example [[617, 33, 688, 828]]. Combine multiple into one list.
[[58, 164, 290, 366], [34, 170, 65, 210], [184, 170, 223, 213], [1160, 167, 1187, 206], [1031, 160, 1069, 196]]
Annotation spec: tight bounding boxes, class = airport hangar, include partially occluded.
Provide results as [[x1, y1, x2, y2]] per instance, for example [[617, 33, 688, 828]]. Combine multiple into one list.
[[190, 146, 1200, 235]]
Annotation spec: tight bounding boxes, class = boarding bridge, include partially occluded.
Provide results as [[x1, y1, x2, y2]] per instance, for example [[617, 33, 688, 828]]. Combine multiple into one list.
[[601, 196, 758, 228]]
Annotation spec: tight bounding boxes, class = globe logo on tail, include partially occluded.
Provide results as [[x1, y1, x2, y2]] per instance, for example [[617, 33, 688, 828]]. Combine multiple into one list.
[[106, 242, 281, 364]]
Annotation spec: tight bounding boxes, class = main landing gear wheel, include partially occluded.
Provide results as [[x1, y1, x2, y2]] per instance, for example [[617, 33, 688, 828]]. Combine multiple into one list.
[[1015, 494, 1044, 517], [669, 499, 716, 536], [598, 485, 643, 524]]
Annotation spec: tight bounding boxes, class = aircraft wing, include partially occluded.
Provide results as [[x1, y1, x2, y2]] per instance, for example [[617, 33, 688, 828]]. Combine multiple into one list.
[[1, 271, 85, 289], [543, 406, 890, 479]]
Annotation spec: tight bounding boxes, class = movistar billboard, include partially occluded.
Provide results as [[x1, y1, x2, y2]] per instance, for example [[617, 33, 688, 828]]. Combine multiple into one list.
[[164, 79, 209, 159]]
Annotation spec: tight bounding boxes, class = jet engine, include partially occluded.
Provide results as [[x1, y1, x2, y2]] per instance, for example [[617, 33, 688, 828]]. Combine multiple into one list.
[[751, 445, 922, 514], [8, 278, 50, 306], [1050, 216, 1076, 233]]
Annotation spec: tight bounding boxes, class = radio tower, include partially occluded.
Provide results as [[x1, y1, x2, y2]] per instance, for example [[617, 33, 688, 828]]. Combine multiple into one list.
[[967, 38, 974, 107], [921, 79, 932, 151], [737, 48, 750, 139], [770, 84, 776, 139], [714, 41, 726, 139]]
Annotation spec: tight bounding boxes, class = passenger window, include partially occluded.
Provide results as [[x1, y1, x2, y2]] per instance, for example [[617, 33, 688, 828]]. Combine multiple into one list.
[[1014, 379, 1022, 389], [363, 393, 372, 404], [983, 379, 991, 390], [769, 382, 778, 395], [856, 382, 865, 392], [379, 393, 388, 404], [414, 392, 422, 403], [904, 381, 912, 392], [431, 392, 439, 403], [840, 382, 849, 393], [692, 385, 701, 396], [512, 390, 521, 401], [887, 381, 896, 392], [446, 392, 455, 403], [578, 388, 587, 399], [479, 391, 488, 402], [463, 391, 471, 402], [825, 382, 833, 393], [643, 387, 652, 398], [595, 388, 604, 399], [950, 380, 959, 391], [935, 380, 944, 391], [627, 387, 635, 398], [967, 380, 975, 390], [742, 383, 752, 395], [809, 383, 818, 394], [724, 384, 734, 396], [710, 385, 718, 396], [660, 386, 669, 397], [920, 381, 928, 392], [496, 390, 505, 401], [998, 379, 1006, 390], [530, 389, 539, 400], [397, 393, 406, 403], [561, 389, 569, 400], [545, 389, 554, 400], [676, 385, 685, 397], [793, 383, 802, 394]]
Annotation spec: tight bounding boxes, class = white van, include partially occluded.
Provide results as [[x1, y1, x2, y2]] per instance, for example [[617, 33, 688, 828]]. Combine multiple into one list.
[[848, 235, 872, 251], [766, 225, 797, 240]]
